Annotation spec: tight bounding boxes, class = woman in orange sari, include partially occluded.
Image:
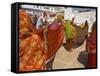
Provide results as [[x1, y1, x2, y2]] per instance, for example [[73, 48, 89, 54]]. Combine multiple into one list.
[[19, 9, 47, 71]]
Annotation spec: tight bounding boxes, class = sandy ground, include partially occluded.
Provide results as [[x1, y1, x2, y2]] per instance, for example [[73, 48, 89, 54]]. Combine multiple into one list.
[[53, 38, 88, 69]]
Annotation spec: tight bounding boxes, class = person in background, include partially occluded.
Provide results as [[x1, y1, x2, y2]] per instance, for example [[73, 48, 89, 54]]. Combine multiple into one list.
[[33, 14, 38, 28], [64, 19, 76, 51], [36, 11, 47, 30], [86, 21, 96, 68], [36, 11, 48, 53]]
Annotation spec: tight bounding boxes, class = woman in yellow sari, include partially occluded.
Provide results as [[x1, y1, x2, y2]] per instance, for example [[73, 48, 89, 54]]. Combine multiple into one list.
[[19, 9, 47, 71]]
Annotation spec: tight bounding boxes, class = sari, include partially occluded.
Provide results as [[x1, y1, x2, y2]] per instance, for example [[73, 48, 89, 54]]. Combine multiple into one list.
[[64, 20, 76, 50], [37, 21, 64, 60], [64, 20, 75, 39], [86, 22, 96, 67], [19, 10, 47, 71]]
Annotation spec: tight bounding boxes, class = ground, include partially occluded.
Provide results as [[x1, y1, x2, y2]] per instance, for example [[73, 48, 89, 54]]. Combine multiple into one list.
[[53, 37, 88, 69]]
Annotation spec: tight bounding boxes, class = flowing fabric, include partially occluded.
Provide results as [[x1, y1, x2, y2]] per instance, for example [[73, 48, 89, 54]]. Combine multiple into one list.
[[19, 10, 47, 71], [19, 9, 64, 71], [38, 22, 64, 60], [86, 23, 96, 67], [64, 20, 73, 39]]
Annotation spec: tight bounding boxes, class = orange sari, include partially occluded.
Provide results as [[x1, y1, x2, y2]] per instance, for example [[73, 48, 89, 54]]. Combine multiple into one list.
[[19, 10, 47, 71]]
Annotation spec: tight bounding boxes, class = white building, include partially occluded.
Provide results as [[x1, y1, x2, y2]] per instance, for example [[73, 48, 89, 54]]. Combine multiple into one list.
[[74, 11, 96, 32], [21, 5, 64, 13], [64, 7, 96, 32], [64, 7, 74, 20]]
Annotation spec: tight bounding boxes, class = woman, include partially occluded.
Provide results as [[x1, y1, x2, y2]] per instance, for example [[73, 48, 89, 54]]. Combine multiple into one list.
[[86, 21, 96, 67], [19, 9, 47, 71], [64, 20, 76, 51], [36, 11, 47, 30], [37, 14, 64, 69]]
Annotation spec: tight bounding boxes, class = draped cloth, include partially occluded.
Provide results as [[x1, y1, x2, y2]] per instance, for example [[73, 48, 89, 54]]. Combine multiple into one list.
[[86, 31, 96, 67], [64, 20, 75, 39], [37, 22, 64, 60], [19, 9, 64, 71], [86, 22, 96, 67], [19, 10, 47, 71]]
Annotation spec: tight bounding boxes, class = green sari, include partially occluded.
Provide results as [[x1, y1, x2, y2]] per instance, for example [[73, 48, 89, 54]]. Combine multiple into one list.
[[64, 20, 73, 39]]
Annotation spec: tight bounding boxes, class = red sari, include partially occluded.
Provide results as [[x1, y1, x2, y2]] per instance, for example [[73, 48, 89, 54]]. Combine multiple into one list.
[[86, 29, 96, 67], [37, 22, 64, 60]]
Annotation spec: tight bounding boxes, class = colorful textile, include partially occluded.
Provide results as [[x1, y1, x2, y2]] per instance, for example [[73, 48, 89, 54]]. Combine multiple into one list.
[[64, 20, 74, 39], [86, 22, 96, 67], [38, 22, 64, 59], [19, 9, 47, 71]]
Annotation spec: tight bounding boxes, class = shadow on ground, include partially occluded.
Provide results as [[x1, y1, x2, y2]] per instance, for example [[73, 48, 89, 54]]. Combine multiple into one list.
[[77, 51, 88, 66]]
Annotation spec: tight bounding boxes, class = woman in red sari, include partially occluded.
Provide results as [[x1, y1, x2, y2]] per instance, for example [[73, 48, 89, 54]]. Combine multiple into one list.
[[86, 21, 96, 68], [19, 9, 47, 71]]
